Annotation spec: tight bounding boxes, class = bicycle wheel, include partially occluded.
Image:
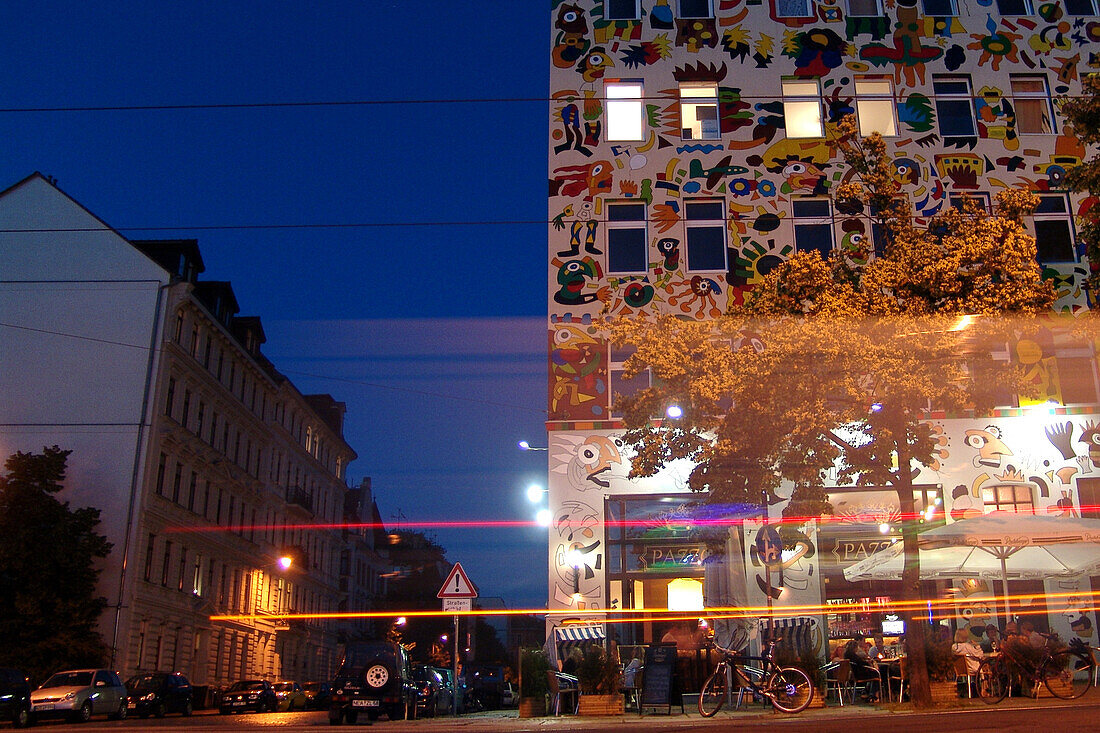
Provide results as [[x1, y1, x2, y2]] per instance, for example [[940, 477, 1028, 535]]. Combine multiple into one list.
[[1044, 650, 1094, 700], [975, 659, 1009, 704], [699, 666, 729, 717], [766, 667, 813, 713]]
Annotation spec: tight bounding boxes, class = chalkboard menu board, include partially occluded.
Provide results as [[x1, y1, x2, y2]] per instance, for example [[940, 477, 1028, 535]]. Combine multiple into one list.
[[640, 643, 677, 713]]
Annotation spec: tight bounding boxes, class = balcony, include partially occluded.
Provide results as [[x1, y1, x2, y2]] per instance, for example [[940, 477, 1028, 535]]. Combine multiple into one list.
[[286, 486, 314, 515]]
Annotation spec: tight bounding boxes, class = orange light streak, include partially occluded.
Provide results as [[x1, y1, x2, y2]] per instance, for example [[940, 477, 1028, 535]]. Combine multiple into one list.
[[210, 589, 1100, 624]]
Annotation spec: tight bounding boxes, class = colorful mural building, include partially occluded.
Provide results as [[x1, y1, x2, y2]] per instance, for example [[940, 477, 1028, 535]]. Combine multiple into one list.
[[545, 0, 1100, 659]]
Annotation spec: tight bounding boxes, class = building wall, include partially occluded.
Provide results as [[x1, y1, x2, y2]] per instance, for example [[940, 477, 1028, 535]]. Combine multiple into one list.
[[0, 174, 364, 686], [546, 1, 1100, 633]]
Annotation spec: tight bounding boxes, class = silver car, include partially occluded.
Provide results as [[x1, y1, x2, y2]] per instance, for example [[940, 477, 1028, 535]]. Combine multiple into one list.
[[30, 669, 128, 723]]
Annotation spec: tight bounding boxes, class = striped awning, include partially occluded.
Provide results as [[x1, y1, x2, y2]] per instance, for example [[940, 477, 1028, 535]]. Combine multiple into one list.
[[555, 624, 606, 643], [762, 616, 818, 630]]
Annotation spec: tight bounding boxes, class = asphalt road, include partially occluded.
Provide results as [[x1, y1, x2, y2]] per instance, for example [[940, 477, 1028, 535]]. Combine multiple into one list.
[[9, 698, 1100, 732]]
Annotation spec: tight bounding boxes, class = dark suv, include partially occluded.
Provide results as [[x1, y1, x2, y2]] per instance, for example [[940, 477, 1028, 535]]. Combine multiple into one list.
[[330, 641, 417, 725], [125, 672, 193, 718], [0, 668, 31, 728]]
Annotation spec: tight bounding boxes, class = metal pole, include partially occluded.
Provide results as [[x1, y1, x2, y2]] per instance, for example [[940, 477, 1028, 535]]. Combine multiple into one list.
[[453, 615, 460, 716]]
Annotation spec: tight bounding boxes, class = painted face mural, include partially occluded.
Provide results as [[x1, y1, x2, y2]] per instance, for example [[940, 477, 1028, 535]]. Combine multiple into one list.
[[551, 434, 623, 491], [964, 426, 1012, 468], [552, 499, 603, 608]]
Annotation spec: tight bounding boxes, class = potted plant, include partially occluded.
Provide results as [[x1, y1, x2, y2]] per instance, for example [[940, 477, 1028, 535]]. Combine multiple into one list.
[[576, 646, 624, 715], [518, 649, 549, 718], [924, 632, 960, 704]]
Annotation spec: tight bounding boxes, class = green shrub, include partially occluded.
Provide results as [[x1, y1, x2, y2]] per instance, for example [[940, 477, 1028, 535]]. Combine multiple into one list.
[[576, 646, 621, 695], [520, 649, 550, 699]]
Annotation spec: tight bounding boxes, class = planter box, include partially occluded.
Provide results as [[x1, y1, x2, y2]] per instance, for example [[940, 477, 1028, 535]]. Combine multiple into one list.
[[577, 693, 624, 716], [929, 681, 958, 704], [808, 687, 826, 708], [518, 696, 546, 718]]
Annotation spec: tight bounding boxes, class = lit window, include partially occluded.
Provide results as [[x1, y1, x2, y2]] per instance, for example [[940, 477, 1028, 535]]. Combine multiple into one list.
[[921, 0, 956, 14], [774, 0, 813, 18], [606, 201, 648, 274], [679, 0, 713, 17], [680, 83, 719, 140], [847, 0, 882, 15], [1010, 75, 1053, 134], [995, 0, 1031, 12], [1065, 0, 1098, 13], [932, 75, 976, 137], [855, 78, 897, 136], [793, 198, 834, 255], [782, 78, 824, 138], [606, 81, 644, 142], [606, 0, 640, 20], [981, 484, 1033, 513], [1032, 194, 1076, 263], [684, 199, 727, 271]]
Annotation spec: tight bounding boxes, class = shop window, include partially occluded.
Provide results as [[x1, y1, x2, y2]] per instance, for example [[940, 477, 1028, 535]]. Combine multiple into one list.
[[606, 81, 645, 141], [981, 484, 1034, 513], [606, 0, 640, 19], [782, 78, 824, 138], [1032, 194, 1076, 263], [685, 199, 727, 271], [680, 83, 719, 140], [933, 75, 976, 137], [606, 201, 648, 274], [921, 0, 956, 13], [1010, 74, 1053, 134], [855, 78, 897, 137], [793, 198, 834, 255], [679, 0, 713, 17], [847, 0, 883, 15]]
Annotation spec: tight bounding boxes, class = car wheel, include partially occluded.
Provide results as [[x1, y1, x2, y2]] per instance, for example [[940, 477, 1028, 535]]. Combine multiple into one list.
[[182, 699, 193, 716], [113, 701, 128, 721], [72, 701, 93, 724], [13, 707, 30, 728]]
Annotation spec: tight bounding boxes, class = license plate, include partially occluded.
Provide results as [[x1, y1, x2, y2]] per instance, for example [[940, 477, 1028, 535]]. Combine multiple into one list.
[[351, 699, 379, 707], [128, 703, 137, 709], [34, 704, 55, 711], [233, 701, 247, 706]]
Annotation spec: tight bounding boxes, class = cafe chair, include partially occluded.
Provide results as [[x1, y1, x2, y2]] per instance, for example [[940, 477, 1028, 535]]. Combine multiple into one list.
[[546, 671, 579, 715], [824, 660, 855, 706], [953, 656, 976, 698], [888, 657, 908, 702]]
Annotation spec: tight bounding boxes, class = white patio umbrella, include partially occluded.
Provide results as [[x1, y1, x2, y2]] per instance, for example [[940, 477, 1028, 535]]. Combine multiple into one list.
[[843, 511, 1100, 623]]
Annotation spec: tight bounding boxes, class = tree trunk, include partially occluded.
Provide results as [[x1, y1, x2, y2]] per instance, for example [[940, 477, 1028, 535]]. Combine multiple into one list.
[[894, 424, 931, 708]]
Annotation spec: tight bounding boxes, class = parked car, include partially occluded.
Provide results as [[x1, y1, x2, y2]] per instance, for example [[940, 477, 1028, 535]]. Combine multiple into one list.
[[302, 681, 332, 709], [0, 668, 31, 728], [432, 666, 462, 713], [411, 665, 446, 717], [218, 679, 277, 714], [329, 640, 417, 725], [500, 681, 517, 708], [273, 680, 308, 711], [29, 669, 128, 723], [125, 671, 193, 718]]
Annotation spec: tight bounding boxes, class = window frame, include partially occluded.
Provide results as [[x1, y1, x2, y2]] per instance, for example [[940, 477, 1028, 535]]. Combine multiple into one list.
[[846, 0, 883, 16], [782, 78, 824, 139], [605, 0, 641, 21], [678, 0, 714, 17], [995, 0, 1032, 12], [684, 198, 728, 272], [605, 200, 649, 275], [1064, 0, 1098, 14], [773, 0, 814, 19], [980, 484, 1034, 513], [605, 80, 645, 142], [854, 77, 897, 137], [792, 198, 835, 255], [921, 0, 957, 14], [1031, 193, 1077, 263], [948, 192, 991, 213], [932, 74, 977, 138], [1010, 74, 1053, 135], [679, 82, 720, 141]]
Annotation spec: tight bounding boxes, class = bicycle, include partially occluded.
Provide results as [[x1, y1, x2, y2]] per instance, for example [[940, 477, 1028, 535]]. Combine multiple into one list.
[[975, 633, 1094, 703], [698, 636, 814, 716]]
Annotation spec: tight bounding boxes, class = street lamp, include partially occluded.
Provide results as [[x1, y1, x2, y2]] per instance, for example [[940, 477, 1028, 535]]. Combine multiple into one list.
[[665, 404, 683, 419], [518, 440, 548, 451], [526, 484, 547, 503], [277, 555, 293, 571]]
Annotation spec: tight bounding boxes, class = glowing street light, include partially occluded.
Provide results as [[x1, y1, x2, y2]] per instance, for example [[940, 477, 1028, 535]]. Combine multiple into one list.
[[526, 484, 546, 503], [277, 555, 293, 571], [518, 440, 548, 451], [665, 404, 683, 419], [536, 508, 552, 526]]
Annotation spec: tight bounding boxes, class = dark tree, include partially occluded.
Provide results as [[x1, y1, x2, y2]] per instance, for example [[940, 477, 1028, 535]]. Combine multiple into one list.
[[0, 447, 112, 683]]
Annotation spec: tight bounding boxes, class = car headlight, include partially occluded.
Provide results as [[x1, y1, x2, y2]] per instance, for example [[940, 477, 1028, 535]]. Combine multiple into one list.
[[247, 694, 258, 700], [142, 693, 156, 702], [63, 692, 76, 701]]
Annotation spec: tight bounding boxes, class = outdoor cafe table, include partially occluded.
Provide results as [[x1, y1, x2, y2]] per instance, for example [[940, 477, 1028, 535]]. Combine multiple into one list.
[[875, 657, 904, 702]]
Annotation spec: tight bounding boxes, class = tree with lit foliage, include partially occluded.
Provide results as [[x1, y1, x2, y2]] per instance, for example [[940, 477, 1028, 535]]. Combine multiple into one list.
[[608, 116, 1055, 707], [0, 446, 112, 684], [1062, 73, 1100, 292]]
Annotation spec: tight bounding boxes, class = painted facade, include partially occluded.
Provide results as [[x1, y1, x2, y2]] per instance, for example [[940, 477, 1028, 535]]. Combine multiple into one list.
[[546, 0, 1100, 649]]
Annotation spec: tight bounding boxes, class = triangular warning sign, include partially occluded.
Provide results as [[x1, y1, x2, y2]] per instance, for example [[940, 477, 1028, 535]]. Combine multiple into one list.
[[437, 562, 478, 598]]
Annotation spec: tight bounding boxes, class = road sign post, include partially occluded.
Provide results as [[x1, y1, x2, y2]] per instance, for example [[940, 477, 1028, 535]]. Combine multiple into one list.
[[437, 563, 477, 717]]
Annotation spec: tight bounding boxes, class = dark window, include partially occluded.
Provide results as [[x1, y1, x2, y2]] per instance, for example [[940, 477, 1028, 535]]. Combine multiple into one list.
[[685, 200, 727, 271], [161, 541, 173, 587], [155, 453, 166, 496], [1065, 0, 1097, 13], [178, 548, 188, 591], [933, 76, 976, 137], [921, 0, 955, 13], [181, 390, 191, 430], [144, 534, 156, 582], [607, 202, 648, 274], [606, 0, 640, 19], [793, 199, 834, 255], [995, 0, 1030, 12], [679, 0, 712, 17], [164, 378, 176, 417], [172, 464, 182, 503]]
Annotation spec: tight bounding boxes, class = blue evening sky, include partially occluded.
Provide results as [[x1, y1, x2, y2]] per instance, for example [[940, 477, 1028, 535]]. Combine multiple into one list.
[[1, 3, 551, 609]]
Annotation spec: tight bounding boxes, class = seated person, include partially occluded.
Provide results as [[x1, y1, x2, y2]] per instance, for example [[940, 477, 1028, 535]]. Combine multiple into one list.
[[952, 628, 984, 674], [844, 635, 881, 701], [868, 633, 887, 661]]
